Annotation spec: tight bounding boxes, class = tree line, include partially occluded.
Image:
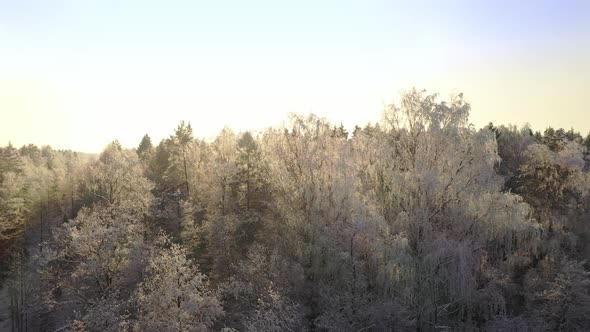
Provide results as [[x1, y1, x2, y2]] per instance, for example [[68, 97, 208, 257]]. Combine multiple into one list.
[[1, 88, 590, 331]]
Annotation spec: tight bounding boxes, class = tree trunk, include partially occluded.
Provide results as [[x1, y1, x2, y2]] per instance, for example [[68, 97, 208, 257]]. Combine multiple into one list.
[[350, 232, 357, 317], [182, 149, 190, 197], [71, 184, 75, 220], [246, 159, 251, 211]]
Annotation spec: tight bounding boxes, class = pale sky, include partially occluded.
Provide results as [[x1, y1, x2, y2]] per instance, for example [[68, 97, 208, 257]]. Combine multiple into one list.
[[1, 0, 589, 152]]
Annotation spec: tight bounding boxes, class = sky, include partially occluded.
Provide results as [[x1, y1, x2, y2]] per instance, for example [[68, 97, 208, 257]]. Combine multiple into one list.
[[0, 0, 589, 152]]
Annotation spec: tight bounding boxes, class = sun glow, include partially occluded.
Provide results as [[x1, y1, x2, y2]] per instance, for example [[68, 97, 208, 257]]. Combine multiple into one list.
[[1, 1, 588, 152]]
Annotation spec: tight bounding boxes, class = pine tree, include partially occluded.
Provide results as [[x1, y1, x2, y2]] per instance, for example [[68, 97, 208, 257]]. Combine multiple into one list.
[[237, 132, 261, 211], [168, 121, 194, 196], [137, 134, 153, 160]]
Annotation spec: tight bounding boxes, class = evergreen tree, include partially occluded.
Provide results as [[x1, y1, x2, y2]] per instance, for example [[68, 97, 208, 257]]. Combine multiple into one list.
[[168, 121, 194, 196], [137, 134, 153, 160]]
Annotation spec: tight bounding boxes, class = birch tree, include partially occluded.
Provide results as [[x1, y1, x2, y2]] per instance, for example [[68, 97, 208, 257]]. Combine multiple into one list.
[[356, 89, 540, 329]]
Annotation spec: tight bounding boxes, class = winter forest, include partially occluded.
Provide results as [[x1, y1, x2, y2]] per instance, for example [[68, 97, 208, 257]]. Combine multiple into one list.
[[1, 89, 590, 331]]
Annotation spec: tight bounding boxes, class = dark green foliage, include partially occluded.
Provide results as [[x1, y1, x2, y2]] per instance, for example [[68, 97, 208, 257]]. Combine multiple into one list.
[[136, 134, 153, 160]]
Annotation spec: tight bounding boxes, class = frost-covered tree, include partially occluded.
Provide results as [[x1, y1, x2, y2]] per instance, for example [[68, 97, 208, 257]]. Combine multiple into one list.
[[0, 145, 26, 249], [167, 121, 194, 196], [245, 286, 305, 332], [520, 141, 589, 212], [62, 150, 83, 219], [7, 88, 590, 331], [0, 170, 27, 246], [218, 243, 305, 331], [210, 127, 239, 215], [82, 141, 153, 213], [532, 258, 590, 331], [37, 142, 153, 330], [260, 113, 387, 328], [494, 124, 536, 191], [354, 89, 540, 329], [40, 204, 145, 330], [137, 133, 154, 161], [236, 131, 264, 211], [38, 202, 147, 330], [149, 140, 172, 180], [135, 235, 223, 331]]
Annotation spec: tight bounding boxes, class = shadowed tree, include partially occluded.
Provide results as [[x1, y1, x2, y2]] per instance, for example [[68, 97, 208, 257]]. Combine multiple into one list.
[[168, 121, 194, 197], [237, 131, 263, 211], [137, 134, 154, 161]]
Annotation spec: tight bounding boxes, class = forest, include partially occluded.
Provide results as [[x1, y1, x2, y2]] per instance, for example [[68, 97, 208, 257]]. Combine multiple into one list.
[[1, 89, 590, 331]]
